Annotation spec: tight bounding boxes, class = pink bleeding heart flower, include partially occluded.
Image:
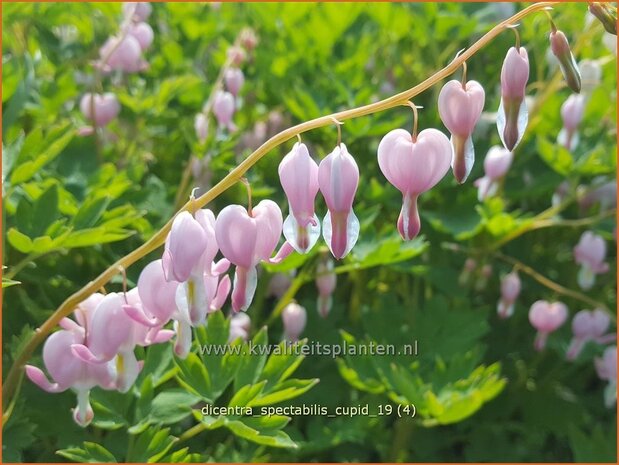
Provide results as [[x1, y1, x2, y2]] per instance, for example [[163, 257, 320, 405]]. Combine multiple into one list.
[[558, 94, 586, 151], [279, 142, 320, 253], [215, 200, 283, 312], [316, 258, 336, 318], [127, 22, 154, 51], [213, 90, 236, 131], [195, 113, 209, 142], [99, 35, 144, 73], [595, 345, 617, 407], [550, 29, 581, 93], [573, 231, 609, 290], [529, 300, 568, 351], [377, 128, 452, 240], [229, 313, 251, 342], [80, 93, 120, 127], [497, 46, 530, 151], [474, 146, 513, 201], [438, 79, 485, 183], [70, 292, 145, 392], [579, 179, 616, 212], [497, 271, 521, 319], [162, 211, 208, 283], [240, 28, 259, 51], [282, 302, 307, 342], [227, 46, 246, 66], [318, 143, 360, 259], [123, 2, 152, 21], [567, 309, 612, 360], [225, 68, 245, 97]]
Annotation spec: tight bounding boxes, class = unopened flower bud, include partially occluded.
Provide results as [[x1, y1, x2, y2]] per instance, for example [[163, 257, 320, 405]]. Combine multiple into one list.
[[229, 313, 251, 342], [497, 46, 530, 151], [573, 231, 609, 290], [213, 91, 236, 131], [240, 29, 258, 51], [497, 271, 521, 319], [550, 29, 581, 93], [282, 302, 307, 342], [458, 258, 477, 286], [123, 2, 152, 22], [558, 94, 586, 151], [589, 3, 617, 35], [595, 345, 617, 407], [194, 113, 209, 142], [225, 68, 245, 97], [80, 93, 120, 127], [227, 46, 246, 66]]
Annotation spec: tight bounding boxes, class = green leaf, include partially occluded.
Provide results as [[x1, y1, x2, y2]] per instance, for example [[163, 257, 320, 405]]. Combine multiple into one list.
[[250, 378, 319, 407], [2, 278, 21, 288], [72, 196, 112, 229], [7, 228, 33, 253], [537, 137, 573, 176], [234, 327, 269, 391], [149, 389, 200, 424], [228, 381, 267, 408], [62, 227, 134, 248], [225, 419, 297, 449], [57, 442, 117, 463], [31, 184, 59, 237], [175, 352, 213, 402], [10, 125, 74, 184], [259, 340, 306, 389], [126, 427, 177, 463]]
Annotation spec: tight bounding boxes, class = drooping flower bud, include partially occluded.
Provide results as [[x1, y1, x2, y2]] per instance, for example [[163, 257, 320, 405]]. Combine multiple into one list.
[[80, 93, 120, 127], [318, 143, 360, 259], [474, 146, 513, 201], [224, 68, 245, 97], [240, 29, 259, 51], [497, 271, 521, 319], [194, 113, 209, 142], [438, 79, 485, 183], [558, 94, 586, 151], [573, 231, 609, 290], [475, 263, 493, 291], [529, 300, 568, 351], [589, 3, 617, 35], [215, 200, 283, 312], [595, 345, 617, 407], [279, 142, 320, 253], [377, 128, 452, 240], [497, 46, 530, 151], [229, 312, 251, 342], [127, 22, 154, 51], [579, 179, 617, 212], [550, 29, 581, 93], [316, 258, 336, 318], [458, 257, 477, 286], [282, 302, 307, 342], [213, 90, 236, 131], [566, 309, 612, 360], [123, 2, 152, 22]]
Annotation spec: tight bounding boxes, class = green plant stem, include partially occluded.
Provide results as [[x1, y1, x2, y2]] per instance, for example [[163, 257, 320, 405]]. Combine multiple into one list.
[[1, 2, 555, 416], [4, 252, 45, 280], [175, 422, 207, 445]]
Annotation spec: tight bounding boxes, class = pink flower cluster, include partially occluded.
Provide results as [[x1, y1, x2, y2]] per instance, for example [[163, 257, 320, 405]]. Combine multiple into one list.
[[79, 2, 155, 130]]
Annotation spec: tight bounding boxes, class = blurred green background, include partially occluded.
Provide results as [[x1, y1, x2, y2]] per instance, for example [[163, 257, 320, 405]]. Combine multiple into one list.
[[2, 2, 617, 462]]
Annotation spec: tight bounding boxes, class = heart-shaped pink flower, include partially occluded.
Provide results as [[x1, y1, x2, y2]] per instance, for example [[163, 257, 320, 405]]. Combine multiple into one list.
[[529, 300, 568, 351], [377, 128, 452, 240], [216, 200, 283, 311], [80, 93, 121, 127]]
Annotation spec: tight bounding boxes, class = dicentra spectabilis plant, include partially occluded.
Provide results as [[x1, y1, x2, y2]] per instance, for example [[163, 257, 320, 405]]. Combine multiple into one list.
[[279, 142, 321, 253], [318, 142, 360, 258], [10, 3, 616, 449], [529, 300, 568, 351], [438, 70, 485, 183], [497, 271, 521, 319], [377, 107, 452, 240], [566, 309, 612, 360], [497, 44, 530, 151], [573, 231, 609, 290]]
